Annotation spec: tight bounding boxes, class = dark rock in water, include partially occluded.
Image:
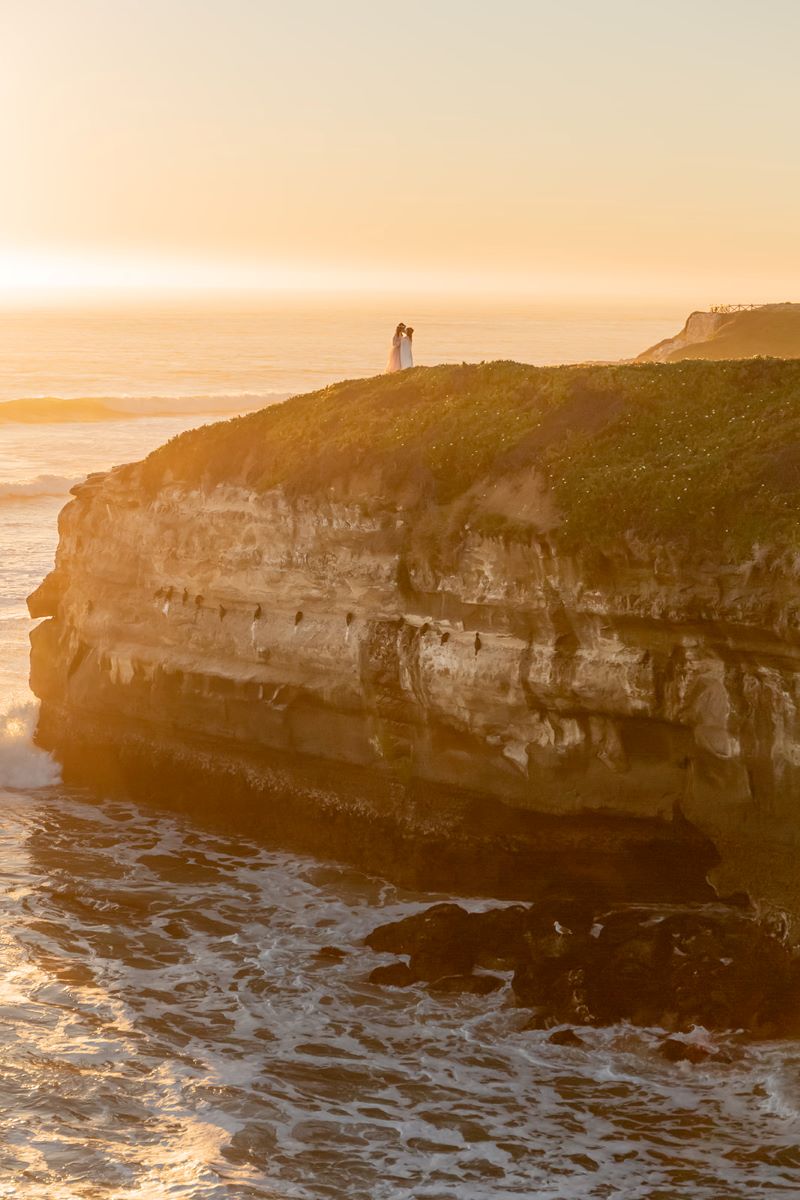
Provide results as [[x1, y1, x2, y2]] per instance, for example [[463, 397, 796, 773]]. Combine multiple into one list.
[[368, 962, 416, 988], [512, 958, 567, 1010], [365, 903, 472, 955], [511, 910, 593, 1023], [547, 1027, 586, 1047], [366, 898, 800, 1037], [410, 942, 475, 982], [658, 1037, 716, 1065], [469, 905, 530, 968], [526, 896, 596, 938], [367, 903, 476, 981], [586, 908, 800, 1034], [315, 946, 348, 963], [428, 974, 504, 996], [585, 909, 668, 1025]]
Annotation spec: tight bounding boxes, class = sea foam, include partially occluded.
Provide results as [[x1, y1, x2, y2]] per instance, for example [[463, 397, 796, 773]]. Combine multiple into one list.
[[0, 702, 60, 789]]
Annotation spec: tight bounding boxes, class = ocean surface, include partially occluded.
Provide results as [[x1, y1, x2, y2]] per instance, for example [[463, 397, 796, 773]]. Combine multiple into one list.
[[0, 300, 682, 403], [1, 304, 800, 1197]]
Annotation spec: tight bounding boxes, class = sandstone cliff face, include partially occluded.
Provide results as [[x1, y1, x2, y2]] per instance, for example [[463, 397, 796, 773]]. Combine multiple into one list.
[[638, 311, 726, 362], [28, 445, 800, 926]]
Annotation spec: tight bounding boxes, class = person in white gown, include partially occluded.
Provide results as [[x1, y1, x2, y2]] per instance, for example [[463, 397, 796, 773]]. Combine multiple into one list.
[[400, 326, 414, 369], [386, 323, 405, 373]]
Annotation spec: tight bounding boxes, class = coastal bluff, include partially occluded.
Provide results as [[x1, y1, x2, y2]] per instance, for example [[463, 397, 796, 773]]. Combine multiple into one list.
[[637, 302, 800, 362], [27, 360, 800, 929]]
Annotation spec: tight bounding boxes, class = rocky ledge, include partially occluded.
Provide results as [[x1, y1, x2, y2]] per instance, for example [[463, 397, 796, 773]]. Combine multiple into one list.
[[27, 360, 800, 931], [363, 898, 800, 1041]]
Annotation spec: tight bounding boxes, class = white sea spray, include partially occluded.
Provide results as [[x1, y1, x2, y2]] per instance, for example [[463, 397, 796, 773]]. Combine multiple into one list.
[[0, 702, 60, 789]]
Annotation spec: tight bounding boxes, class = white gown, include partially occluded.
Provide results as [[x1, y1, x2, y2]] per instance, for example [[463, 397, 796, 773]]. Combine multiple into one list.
[[386, 334, 402, 373], [400, 334, 413, 370]]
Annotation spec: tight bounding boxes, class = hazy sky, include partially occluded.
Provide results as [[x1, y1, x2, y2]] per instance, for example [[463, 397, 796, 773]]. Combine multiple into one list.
[[2, 0, 798, 303]]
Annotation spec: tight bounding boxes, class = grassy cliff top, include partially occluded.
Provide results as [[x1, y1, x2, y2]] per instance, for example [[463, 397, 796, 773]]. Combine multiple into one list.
[[137, 359, 800, 557]]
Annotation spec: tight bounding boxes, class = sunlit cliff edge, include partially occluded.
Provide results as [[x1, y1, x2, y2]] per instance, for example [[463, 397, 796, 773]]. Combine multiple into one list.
[[27, 361, 800, 929]]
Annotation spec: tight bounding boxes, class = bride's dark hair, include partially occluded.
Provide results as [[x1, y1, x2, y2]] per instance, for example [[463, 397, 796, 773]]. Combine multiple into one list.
[[405, 327, 414, 338]]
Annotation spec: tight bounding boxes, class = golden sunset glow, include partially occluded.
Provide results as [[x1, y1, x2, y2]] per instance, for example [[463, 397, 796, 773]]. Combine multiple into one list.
[[4, 5, 800, 1195], [3, 0, 799, 305]]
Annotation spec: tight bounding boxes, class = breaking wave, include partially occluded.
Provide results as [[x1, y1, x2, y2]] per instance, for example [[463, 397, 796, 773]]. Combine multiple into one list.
[[0, 702, 60, 789], [0, 792, 796, 1198]]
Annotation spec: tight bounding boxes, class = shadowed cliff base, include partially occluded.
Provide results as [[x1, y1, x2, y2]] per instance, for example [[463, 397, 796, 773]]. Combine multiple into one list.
[[27, 359, 800, 931], [34, 702, 719, 905]]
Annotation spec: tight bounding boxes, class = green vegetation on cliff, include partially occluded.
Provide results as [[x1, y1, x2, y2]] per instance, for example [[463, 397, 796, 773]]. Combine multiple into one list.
[[139, 358, 800, 557]]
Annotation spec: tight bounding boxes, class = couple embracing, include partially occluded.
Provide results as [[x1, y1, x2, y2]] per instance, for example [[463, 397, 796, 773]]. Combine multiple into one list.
[[385, 322, 414, 373]]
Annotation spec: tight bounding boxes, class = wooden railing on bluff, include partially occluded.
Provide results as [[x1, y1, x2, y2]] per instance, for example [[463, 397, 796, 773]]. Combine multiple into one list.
[[709, 303, 764, 313]]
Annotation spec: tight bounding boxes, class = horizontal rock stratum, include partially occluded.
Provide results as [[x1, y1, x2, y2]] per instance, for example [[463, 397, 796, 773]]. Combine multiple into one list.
[[27, 360, 800, 928]]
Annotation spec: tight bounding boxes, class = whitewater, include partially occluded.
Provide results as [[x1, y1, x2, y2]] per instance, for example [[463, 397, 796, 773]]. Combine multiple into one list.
[[1, 305, 800, 1197]]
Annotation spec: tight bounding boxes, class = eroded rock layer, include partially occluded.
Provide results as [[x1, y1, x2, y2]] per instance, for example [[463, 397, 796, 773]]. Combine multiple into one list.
[[28, 428, 800, 925]]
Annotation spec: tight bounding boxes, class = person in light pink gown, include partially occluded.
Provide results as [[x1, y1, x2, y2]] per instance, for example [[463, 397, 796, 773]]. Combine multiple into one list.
[[385, 323, 405, 373]]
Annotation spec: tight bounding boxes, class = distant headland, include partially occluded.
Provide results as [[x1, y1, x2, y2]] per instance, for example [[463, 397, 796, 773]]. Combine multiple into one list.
[[0, 395, 284, 425], [637, 301, 800, 362]]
